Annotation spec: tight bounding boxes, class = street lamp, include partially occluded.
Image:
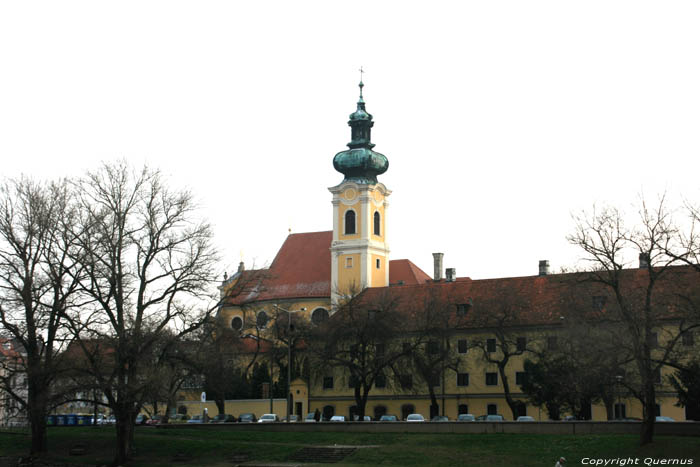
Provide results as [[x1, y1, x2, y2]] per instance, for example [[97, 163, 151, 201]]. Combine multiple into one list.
[[274, 305, 307, 423]]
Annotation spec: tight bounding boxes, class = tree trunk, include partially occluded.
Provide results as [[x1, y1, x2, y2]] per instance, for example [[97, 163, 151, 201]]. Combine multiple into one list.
[[355, 384, 370, 420], [640, 379, 656, 445], [29, 409, 48, 454], [498, 364, 518, 420], [427, 385, 439, 419], [115, 416, 135, 465], [215, 398, 225, 415]]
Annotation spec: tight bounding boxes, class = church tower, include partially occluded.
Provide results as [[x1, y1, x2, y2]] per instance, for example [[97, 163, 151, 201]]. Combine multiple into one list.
[[329, 79, 391, 306]]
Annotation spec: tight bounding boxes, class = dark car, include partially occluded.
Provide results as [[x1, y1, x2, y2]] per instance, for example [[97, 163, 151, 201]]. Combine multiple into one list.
[[146, 415, 166, 425], [476, 414, 504, 421], [238, 413, 257, 423], [210, 414, 236, 423]]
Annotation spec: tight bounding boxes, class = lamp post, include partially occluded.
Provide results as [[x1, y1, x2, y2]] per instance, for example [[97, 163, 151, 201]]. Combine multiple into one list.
[[274, 305, 307, 423], [615, 375, 623, 419]]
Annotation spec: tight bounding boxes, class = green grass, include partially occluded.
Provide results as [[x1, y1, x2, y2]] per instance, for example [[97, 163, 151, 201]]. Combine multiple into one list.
[[0, 427, 698, 466]]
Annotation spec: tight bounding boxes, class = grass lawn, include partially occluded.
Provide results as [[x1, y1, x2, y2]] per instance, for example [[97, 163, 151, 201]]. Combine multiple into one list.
[[0, 427, 698, 466]]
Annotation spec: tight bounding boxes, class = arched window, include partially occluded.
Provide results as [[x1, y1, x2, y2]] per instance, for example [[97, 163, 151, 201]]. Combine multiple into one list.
[[311, 308, 329, 325], [256, 311, 268, 328], [231, 316, 243, 331], [458, 404, 469, 415], [344, 210, 356, 235], [373, 211, 381, 236]]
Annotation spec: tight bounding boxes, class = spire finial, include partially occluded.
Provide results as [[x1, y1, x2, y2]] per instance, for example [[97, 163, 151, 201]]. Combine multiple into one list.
[[358, 66, 365, 100]]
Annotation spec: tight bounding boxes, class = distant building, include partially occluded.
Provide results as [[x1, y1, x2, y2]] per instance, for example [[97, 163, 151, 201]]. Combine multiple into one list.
[[0, 337, 28, 427]]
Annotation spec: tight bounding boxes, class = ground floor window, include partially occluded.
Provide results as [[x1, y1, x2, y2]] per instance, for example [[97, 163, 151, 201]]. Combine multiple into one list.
[[373, 405, 387, 420], [614, 403, 626, 419], [487, 404, 497, 415], [401, 404, 415, 420], [458, 404, 469, 415], [322, 405, 335, 421]]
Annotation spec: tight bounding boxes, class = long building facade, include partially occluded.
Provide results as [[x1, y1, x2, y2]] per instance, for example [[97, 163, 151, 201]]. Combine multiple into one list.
[[214, 80, 698, 422]]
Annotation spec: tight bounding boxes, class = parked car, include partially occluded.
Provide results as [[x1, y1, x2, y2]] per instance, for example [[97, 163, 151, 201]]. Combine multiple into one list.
[[517, 416, 535, 422], [238, 413, 257, 423], [563, 415, 577, 421], [656, 416, 675, 422], [282, 415, 299, 422], [457, 414, 475, 422], [477, 414, 505, 421], [171, 414, 191, 423], [136, 414, 148, 425], [258, 414, 279, 423], [352, 415, 372, 421], [406, 414, 425, 422], [106, 415, 117, 425], [210, 414, 236, 423], [146, 415, 165, 425], [431, 415, 449, 422], [304, 412, 318, 423], [329, 415, 345, 422], [379, 414, 398, 422], [187, 415, 203, 424]]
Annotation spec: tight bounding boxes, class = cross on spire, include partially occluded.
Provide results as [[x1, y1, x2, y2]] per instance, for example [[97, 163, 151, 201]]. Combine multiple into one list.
[[358, 66, 365, 99]]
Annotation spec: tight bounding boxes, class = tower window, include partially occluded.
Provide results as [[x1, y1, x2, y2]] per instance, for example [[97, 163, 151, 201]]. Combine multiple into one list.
[[374, 211, 381, 236], [376, 258, 381, 269], [344, 210, 356, 235], [256, 311, 268, 328], [345, 257, 353, 268], [231, 316, 243, 331]]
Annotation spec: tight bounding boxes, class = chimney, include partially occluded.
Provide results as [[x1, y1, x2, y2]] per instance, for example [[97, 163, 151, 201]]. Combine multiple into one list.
[[639, 253, 650, 269], [432, 253, 444, 281], [237, 261, 245, 274], [446, 268, 456, 282], [538, 260, 550, 276]]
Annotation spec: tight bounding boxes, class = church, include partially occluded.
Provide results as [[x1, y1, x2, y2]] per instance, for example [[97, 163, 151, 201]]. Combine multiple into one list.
[[214, 80, 693, 422]]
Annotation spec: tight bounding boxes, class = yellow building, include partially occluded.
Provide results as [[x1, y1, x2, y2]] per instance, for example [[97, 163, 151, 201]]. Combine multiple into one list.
[[213, 80, 698, 423]]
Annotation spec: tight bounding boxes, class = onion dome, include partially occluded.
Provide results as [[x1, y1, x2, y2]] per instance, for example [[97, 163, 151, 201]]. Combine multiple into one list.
[[333, 80, 389, 184]]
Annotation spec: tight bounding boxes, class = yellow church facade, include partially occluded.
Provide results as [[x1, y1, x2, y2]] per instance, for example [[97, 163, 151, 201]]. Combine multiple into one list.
[[213, 80, 697, 423]]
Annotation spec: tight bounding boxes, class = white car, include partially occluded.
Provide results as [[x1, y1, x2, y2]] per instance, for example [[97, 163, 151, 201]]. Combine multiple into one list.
[[258, 414, 279, 423], [406, 414, 425, 422], [329, 415, 345, 422], [517, 416, 535, 422]]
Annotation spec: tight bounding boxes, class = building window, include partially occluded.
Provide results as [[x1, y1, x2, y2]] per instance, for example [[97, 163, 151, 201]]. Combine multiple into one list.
[[487, 338, 497, 353], [256, 311, 268, 328], [516, 337, 526, 352], [486, 372, 498, 386], [344, 210, 356, 235], [516, 371, 526, 386], [374, 211, 381, 236], [348, 375, 359, 388], [376, 258, 381, 269], [654, 367, 662, 384], [231, 316, 243, 331], [430, 373, 441, 387], [592, 295, 607, 311], [485, 372, 498, 386], [311, 308, 329, 325], [655, 404, 661, 417], [614, 403, 626, 419], [547, 336, 558, 350], [375, 343, 385, 358], [683, 331, 694, 346], [648, 332, 658, 348], [456, 301, 472, 316], [487, 404, 498, 415], [375, 373, 387, 388], [322, 405, 335, 420], [345, 257, 353, 268], [323, 377, 334, 390], [457, 339, 468, 354], [401, 404, 415, 420], [457, 373, 470, 387], [399, 374, 413, 389], [458, 404, 469, 415], [373, 405, 387, 420], [427, 341, 439, 354]]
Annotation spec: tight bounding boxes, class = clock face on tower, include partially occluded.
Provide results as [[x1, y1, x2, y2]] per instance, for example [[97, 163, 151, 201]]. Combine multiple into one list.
[[343, 188, 357, 201]]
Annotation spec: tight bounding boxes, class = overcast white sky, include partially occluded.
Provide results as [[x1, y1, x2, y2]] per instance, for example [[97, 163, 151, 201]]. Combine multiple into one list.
[[1, 1, 699, 280]]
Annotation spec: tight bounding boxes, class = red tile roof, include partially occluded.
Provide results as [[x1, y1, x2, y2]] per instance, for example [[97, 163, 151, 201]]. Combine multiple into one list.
[[389, 259, 432, 285], [225, 231, 432, 304], [357, 266, 700, 328]]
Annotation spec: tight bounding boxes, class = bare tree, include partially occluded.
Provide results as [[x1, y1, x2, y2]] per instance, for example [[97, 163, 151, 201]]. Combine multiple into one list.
[[0, 178, 80, 454], [568, 197, 700, 444], [307, 289, 413, 420], [66, 162, 219, 465]]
